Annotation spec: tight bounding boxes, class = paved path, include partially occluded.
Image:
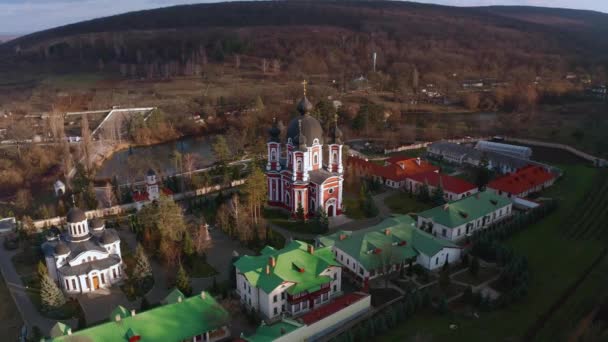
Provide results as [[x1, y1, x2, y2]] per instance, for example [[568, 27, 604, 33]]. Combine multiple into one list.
[[0, 239, 75, 334]]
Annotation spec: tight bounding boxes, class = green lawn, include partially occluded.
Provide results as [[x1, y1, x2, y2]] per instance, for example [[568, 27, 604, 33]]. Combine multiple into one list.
[[380, 164, 604, 341], [384, 192, 433, 215], [0, 276, 22, 341], [264, 208, 326, 234]]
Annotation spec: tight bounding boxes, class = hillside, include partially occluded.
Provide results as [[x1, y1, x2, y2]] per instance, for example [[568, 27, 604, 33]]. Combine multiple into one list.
[[1, 1, 607, 82]]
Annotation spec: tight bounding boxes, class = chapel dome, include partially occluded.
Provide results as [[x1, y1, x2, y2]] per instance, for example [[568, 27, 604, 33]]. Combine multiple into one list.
[[100, 231, 119, 245], [67, 207, 86, 223], [287, 101, 324, 147], [54, 241, 70, 255], [90, 217, 104, 230]]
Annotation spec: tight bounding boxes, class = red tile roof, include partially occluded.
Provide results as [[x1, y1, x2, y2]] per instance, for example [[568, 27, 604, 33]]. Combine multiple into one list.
[[488, 165, 555, 196], [408, 171, 477, 194], [347, 157, 439, 181], [132, 188, 173, 202], [299, 292, 367, 325]]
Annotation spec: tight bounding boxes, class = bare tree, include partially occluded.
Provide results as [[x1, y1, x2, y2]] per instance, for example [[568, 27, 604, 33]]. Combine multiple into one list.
[[48, 112, 65, 142]]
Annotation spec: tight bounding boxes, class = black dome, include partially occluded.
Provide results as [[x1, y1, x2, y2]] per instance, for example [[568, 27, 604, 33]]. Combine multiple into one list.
[[54, 241, 70, 255], [287, 114, 324, 147], [90, 217, 104, 230], [100, 231, 119, 244], [67, 207, 86, 223], [296, 96, 314, 115], [147, 169, 156, 176]]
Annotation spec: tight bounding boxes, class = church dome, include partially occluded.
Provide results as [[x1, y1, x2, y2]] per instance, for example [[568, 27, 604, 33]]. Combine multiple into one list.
[[54, 241, 70, 255], [90, 218, 104, 230], [100, 231, 119, 245], [67, 207, 86, 223], [287, 101, 323, 147], [147, 169, 156, 176], [296, 96, 314, 115]]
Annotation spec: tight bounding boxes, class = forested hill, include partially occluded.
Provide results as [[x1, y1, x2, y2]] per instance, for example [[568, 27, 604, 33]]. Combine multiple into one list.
[[1, 1, 607, 80]]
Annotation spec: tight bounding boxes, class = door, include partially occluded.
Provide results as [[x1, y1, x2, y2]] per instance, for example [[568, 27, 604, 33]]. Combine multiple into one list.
[[327, 205, 334, 217], [93, 276, 100, 290]]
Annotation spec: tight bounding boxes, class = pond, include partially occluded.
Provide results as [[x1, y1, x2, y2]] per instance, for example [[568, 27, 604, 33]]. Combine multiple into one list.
[[95, 135, 216, 183]]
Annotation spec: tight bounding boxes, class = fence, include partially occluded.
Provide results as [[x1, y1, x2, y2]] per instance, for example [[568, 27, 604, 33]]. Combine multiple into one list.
[[31, 178, 246, 230]]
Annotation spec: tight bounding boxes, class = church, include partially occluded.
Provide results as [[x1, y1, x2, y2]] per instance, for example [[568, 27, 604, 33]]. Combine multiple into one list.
[[42, 207, 123, 294], [266, 83, 344, 218]]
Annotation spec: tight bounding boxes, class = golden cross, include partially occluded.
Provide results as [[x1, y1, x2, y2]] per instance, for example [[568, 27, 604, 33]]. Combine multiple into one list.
[[301, 79, 308, 96]]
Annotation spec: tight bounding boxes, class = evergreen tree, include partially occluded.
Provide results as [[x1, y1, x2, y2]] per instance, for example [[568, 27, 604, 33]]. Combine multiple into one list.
[[37, 261, 48, 283], [40, 274, 66, 311], [317, 208, 329, 231], [296, 204, 305, 222], [133, 243, 153, 281], [431, 186, 446, 206], [175, 264, 192, 296], [417, 183, 431, 202]]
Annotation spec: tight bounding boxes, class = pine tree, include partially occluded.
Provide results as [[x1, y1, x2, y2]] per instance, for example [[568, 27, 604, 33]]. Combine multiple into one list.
[[175, 264, 192, 296], [133, 244, 153, 281], [296, 204, 305, 222], [37, 261, 48, 283], [40, 274, 66, 311]]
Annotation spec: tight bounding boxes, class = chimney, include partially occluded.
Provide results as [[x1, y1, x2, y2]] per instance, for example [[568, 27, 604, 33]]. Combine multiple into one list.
[[266, 265, 270, 275], [131, 309, 136, 316], [307, 244, 315, 255], [385, 229, 391, 236], [443, 204, 449, 211], [339, 234, 347, 240], [416, 157, 421, 166], [269, 256, 276, 268], [201, 292, 207, 299], [115, 315, 121, 322]]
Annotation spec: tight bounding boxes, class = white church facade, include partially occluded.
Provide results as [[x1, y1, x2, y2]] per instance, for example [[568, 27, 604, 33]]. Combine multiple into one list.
[[42, 207, 123, 294]]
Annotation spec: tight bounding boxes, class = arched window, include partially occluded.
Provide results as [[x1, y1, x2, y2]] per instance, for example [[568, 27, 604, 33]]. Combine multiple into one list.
[[313, 153, 318, 165], [297, 159, 303, 172], [333, 152, 338, 164], [271, 149, 276, 161]]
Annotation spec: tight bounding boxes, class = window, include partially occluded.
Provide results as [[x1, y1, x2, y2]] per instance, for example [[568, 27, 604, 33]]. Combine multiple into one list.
[[248, 287, 251, 294], [294, 303, 300, 313], [359, 267, 364, 275], [113, 268, 117, 279], [435, 258, 439, 265], [313, 153, 318, 165], [442, 229, 446, 237], [315, 297, 321, 304], [340, 255, 343, 261], [85, 277, 90, 289], [282, 304, 285, 311], [329, 188, 334, 194], [323, 293, 329, 301], [271, 150, 276, 161], [72, 279, 76, 289], [65, 279, 70, 290], [274, 307, 278, 315], [101, 273, 105, 284], [297, 160, 303, 172], [333, 273, 337, 280], [333, 285, 337, 292], [457, 229, 460, 236], [273, 295, 277, 303], [347, 259, 350, 265], [333, 152, 338, 163], [302, 301, 308, 309]]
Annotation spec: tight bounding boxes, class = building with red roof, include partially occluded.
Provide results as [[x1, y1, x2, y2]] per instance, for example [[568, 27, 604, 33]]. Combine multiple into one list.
[[406, 171, 478, 201], [487, 165, 556, 199], [347, 156, 439, 189]]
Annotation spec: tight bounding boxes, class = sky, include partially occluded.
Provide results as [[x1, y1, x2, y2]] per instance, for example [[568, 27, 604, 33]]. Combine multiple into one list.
[[0, 0, 607, 34]]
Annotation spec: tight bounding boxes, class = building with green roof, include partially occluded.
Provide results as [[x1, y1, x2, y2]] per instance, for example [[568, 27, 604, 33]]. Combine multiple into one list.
[[417, 190, 513, 241], [47, 289, 229, 342], [318, 215, 461, 286], [234, 240, 342, 320]]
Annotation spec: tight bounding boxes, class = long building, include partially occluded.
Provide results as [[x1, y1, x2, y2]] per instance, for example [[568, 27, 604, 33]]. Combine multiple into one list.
[[234, 240, 342, 320], [405, 171, 478, 201], [318, 215, 461, 287], [417, 191, 513, 241], [427, 141, 530, 174], [475, 140, 532, 159], [47, 289, 230, 342], [487, 165, 556, 198]]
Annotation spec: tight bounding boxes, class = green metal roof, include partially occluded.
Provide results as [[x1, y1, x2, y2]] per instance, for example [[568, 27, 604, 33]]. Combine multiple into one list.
[[320, 215, 458, 271], [234, 240, 340, 295], [48, 290, 229, 342], [243, 318, 304, 342], [417, 191, 512, 228]]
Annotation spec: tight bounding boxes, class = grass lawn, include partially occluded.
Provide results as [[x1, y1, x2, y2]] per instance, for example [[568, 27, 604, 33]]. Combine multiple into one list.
[[384, 192, 433, 215], [342, 192, 378, 220], [0, 276, 22, 341], [380, 164, 604, 341], [264, 208, 326, 234]]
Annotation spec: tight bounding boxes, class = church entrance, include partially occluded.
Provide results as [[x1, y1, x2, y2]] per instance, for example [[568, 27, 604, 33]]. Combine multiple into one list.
[[327, 205, 335, 217], [92, 275, 99, 290]]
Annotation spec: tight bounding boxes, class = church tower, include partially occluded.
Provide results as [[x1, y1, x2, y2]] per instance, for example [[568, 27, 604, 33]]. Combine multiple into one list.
[[265, 80, 345, 218]]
